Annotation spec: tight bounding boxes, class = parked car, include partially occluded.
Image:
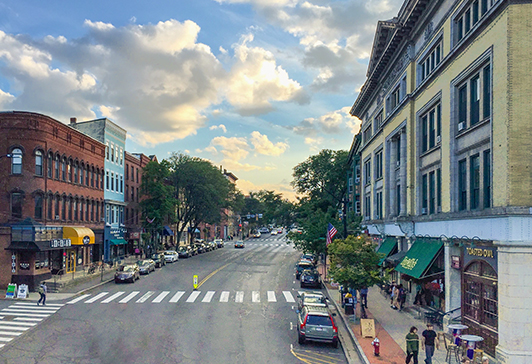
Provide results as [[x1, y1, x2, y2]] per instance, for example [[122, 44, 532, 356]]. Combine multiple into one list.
[[115, 264, 140, 283], [164, 250, 179, 263], [297, 291, 328, 311], [189, 244, 198, 256], [201, 242, 211, 252], [214, 239, 224, 248], [177, 246, 191, 258], [151, 252, 166, 268], [208, 241, 217, 250], [234, 240, 245, 248], [296, 305, 338, 347], [296, 261, 315, 280], [300, 269, 322, 288], [301, 253, 318, 265], [194, 243, 205, 254], [137, 259, 155, 275]]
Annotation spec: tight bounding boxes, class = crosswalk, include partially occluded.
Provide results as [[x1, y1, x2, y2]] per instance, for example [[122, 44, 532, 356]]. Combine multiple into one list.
[[66, 290, 297, 305], [0, 302, 63, 350]]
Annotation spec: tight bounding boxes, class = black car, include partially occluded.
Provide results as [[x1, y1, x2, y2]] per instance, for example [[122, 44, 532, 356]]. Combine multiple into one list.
[[296, 261, 315, 280], [151, 252, 166, 268], [177, 246, 191, 258], [195, 243, 205, 254], [300, 269, 322, 288], [189, 245, 199, 256], [137, 259, 156, 275], [114, 264, 140, 283]]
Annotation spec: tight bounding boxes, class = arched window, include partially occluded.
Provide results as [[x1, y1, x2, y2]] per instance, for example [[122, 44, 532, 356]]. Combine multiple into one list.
[[72, 161, 77, 183], [79, 163, 84, 185], [79, 199, 84, 221], [62, 195, 67, 220], [73, 198, 78, 221], [47, 152, 53, 178], [11, 148, 22, 174], [34, 194, 43, 219], [86, 165, 90, 186], [55, 195, 60, 220], [11, 192, 23, 218], [55, 155, 60, 179], [35, 150, 43, 176], [61, 158, 67, 181], [47, 194, 53, 220], [91, 167, 95, 187], [85, 199, 89, 220], [68, 197, 73, 221]]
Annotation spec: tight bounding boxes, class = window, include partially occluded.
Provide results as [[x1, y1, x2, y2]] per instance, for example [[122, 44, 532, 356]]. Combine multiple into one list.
[[131, 166, 134, 181], [456, 0, 497, 43], [396, 185, 401, 216], [47, 152, 53, 178], [457, 65, 491, 131], [131, 186, 135, 201], [437, 168, 442, 211], [364, 194, 371, 220], [126, 164, 129, 180], [390, 86, 400, 111], [68, 160, 72, 182], [74, 199, 78, 221], [458, 85, 467, 129], [61, 158, 66, 181], [472, 1, 479, 24], [91, 201, 95, 221], [55, 155, 60, 179], [126, 185, 129, 202], [35, 150, 43, 176], [73, 162, 78, 183], [483, 65, 491, 119], [374, 111, 383, 131], [106, 143, 109, 160], [459, 159, 468, 210], [120, 148, 123, 165], [11, 193, 23, 218], [79, 200, 83, 221], [375, 191, 383, 219], [429, 171, 436, 214], [484, 150, 491, 208], [136, 168, 139, 183], [136, 188, 139, 202], [62, 196, 66, 220], [91, 168, 94, 187], [470, 75, 480, 125], [420, 103, 441, 153], [470, 155, 480, 209], [34, 194, 43, 219], [364, 160, 371, 186], [111, 145, 114, 162], [47, 195, 53, 219], [422, 174, 428, 214], [363, 124, 372, 144], [106, 205, 110, 223], [120, 175, 123, 193], [100, 172, 104, 190], [419, 41, 443, 82], [465, 9, 471, 33], [106, 171, 109, 190], [375, 151, 383, 180], [11, 148, 22, 174], [79, 164, 84, 185], [55, 196, 60, 219], [86, 165, 90, 185], [111, 172, 115, 191], [68, 197, 73, 221]]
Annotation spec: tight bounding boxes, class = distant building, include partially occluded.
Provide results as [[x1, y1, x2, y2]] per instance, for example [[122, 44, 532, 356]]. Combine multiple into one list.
[[0, 111, 105, 290], [69, 118, 127, 261]]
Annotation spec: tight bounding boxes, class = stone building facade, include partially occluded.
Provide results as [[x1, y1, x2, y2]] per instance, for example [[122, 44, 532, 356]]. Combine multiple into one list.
[[349, 1, 532, 361]]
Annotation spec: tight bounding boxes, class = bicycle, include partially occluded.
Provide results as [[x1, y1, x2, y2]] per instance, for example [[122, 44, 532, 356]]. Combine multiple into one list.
[[87, 263, 96, 274]]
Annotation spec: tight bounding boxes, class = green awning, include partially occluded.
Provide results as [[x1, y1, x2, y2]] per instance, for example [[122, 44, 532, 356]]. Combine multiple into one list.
[[395, 239, 443, 279], [377, 238, 397, 265], [110, 239, 127, 246]]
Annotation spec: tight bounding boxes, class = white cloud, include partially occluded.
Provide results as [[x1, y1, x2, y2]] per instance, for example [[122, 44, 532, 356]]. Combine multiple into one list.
[[236, 178, 297, 201], [250, 131, 288, 156], [209, 124, 227, 133], [0, 88, 15, 107], [211, 136, 250, 161], [291, 106, 354, 137]]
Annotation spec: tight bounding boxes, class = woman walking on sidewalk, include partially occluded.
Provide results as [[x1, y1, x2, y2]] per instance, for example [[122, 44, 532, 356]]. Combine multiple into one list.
[[405, 326, 420, 364]]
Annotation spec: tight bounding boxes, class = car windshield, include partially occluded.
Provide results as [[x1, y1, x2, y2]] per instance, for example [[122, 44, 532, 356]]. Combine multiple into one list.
[[118, 266, 134, 272], [137, 260, 149, 266], [298, 263, 313, 269], [178, 247, 186, 252], [305, 315, 332, 326], [164, 251, 174, 255], [151, 255, 159, 259], [304, 296, 323, 304]]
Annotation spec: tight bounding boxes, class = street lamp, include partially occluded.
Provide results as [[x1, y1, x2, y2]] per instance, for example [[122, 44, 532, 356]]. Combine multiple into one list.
[[0, 154, 13, 159]]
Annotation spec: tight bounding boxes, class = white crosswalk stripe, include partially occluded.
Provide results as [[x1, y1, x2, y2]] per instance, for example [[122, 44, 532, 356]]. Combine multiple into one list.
[[169, 291, 185, 303], [202, 291, 215, 303], [186, 291, 201, 303], [152, 291, 170, 303], [267, 291, 276, 302], [101, 292, 125, 304], [252, 291, 260, 303], [0, 325, 29, 331], [136, 291, 154, 303], [0, 331, 22, 336], [220, 291, 230, 302], [119, 291, 139, 303], [67, 294, 91, 304], [283, 291, 295, 302], [235, 291, 244, 303], [85, 292, 109, 303], [14, 318, 42, 322]]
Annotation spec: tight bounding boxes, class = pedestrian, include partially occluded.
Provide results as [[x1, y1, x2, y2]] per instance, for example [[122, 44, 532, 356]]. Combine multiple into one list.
[[406, 326, 419, 364], [390, 281, 396, 307], [421, 323, 439, 364], [135, 247, 140, 259], [360, 286, 368, 308], [392, 283, 399, 310], [398, 284, 406, 310], [37, 282, 47, 306], [481, 357, 489, 364], [414, 284, 422, 305]]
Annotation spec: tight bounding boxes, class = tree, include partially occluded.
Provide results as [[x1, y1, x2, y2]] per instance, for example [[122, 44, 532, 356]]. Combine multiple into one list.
[[327, 235, 386, 290], [287, 207, 332, 256]]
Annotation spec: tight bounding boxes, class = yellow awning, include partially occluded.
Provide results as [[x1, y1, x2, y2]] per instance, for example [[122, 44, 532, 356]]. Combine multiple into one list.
[[63, 227, 95, 245]]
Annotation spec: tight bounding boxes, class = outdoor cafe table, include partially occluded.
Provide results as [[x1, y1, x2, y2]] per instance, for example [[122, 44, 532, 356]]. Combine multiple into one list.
[[459, 334, 484, 359], [448, 324, 469, 345]]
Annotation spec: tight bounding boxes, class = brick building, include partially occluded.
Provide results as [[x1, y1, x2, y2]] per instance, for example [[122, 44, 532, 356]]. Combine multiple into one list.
[[0, 111, 106, 290]]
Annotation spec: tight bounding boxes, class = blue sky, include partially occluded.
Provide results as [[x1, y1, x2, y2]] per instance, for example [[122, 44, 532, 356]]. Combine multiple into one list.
[[0, 0, 401, 200]]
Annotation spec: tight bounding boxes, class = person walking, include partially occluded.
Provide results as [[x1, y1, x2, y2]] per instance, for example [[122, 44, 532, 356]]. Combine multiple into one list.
[[398, 284, 406, 310], [360, 286, 368, 308], [391, 283, 399, 310], [37, 282, 47, 306], [421, 323, 439, 364], [406, 326, 420, 364]]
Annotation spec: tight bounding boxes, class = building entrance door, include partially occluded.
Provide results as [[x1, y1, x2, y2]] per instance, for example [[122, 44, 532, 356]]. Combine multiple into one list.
[[66, 250, 76, 273]]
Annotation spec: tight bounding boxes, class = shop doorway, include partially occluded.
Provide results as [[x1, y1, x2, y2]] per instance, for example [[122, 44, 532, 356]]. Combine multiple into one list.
[[66, 250, 76, 273]]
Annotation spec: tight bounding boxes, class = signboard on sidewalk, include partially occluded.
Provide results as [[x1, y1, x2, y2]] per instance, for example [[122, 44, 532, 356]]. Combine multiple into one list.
[[361, 318, 376, 338], [17, 284, 28, 299], [5, 283, 16, 299]]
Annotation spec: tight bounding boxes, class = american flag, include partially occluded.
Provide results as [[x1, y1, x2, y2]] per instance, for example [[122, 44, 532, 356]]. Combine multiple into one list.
[[326, 223, 338, 246]]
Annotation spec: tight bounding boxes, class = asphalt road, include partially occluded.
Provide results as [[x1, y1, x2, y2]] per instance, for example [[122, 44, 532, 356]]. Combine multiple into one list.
[[0, 233, 348, 364]]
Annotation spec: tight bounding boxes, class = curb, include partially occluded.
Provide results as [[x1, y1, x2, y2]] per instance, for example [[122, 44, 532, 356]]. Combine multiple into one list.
[[325, 284, 370, 364], [74, 277, 114, 295]]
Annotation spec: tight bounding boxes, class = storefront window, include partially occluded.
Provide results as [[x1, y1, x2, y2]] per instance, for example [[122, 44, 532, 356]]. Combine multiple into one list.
[[35, 251, 49, 270]]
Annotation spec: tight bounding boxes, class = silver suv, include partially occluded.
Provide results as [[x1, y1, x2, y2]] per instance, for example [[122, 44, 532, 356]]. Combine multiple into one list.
[[296, 305, 339, 348]]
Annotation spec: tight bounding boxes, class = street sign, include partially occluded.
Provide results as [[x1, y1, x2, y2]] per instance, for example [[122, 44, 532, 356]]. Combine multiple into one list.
[[6, 283, 16, 299], [193, 275, 198, 290]]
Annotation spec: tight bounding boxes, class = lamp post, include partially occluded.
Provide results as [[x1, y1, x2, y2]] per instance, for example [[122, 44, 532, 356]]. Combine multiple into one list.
[[0, 154, 13, 160]]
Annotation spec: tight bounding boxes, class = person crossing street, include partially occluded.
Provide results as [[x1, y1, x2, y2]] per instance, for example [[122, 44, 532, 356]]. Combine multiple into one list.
[[37, 282, 47, 306]]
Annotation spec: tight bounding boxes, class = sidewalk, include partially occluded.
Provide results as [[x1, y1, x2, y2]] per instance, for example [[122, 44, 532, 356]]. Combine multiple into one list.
[[318, 263, 449, 364]]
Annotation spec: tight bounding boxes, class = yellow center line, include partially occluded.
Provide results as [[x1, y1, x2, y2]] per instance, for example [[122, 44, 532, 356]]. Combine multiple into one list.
[[292, 351, 339, 364], [197, 262, 231, 289], [299, 349, 342, 361], [290, 346, 314, 364]]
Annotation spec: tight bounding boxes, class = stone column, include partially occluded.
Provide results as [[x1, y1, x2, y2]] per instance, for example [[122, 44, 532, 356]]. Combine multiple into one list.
[[443, 243, 461, 329], [496, 242, 532, 363], [389, 139, 397, 218], [400, 128, 407, 215]]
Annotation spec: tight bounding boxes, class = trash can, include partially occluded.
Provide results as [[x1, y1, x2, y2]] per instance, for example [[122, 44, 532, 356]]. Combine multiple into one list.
[[344, 295, 354, 315]]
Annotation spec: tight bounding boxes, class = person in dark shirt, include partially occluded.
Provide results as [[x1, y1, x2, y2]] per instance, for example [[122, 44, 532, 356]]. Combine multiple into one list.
[[421, 324, 439, 364], [406, 326, 419, 364]]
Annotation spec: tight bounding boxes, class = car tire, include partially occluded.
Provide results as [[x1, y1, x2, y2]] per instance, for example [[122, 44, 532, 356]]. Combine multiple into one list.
[[298, 334, 305, 345], [332, 339, 339, 348]]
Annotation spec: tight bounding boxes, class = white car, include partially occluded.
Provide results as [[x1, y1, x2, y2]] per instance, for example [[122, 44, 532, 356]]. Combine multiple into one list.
[[271, 230, 278, 236], [164, 250, 179, 263]]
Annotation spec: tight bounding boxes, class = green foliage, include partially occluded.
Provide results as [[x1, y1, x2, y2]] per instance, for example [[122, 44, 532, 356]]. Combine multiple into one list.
[[287, 207, 331, 256], [327, 235, 385, 290]]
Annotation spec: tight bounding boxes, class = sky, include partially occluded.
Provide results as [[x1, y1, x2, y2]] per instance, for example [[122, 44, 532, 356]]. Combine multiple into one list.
[[0, 0, 402, 200]]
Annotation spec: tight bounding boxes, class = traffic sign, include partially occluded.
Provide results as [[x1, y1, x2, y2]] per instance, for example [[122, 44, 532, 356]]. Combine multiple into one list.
[[193, 275, 198, 290]]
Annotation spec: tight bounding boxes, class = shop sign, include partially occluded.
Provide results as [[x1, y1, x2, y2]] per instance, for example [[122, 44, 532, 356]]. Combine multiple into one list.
[[17, 284, 28, 299], [82, 236, 90, 245], [466, 247, 494, 258], [451, 255, 461, 269], [11, 254, 16, 273], [130, 232, 140, 239], [5, 283, 16, 299], [400, 257, 418, 271], [50, 239, 72, 248]]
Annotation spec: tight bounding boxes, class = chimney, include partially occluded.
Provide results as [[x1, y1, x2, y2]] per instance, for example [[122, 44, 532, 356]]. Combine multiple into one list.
[[70, 117, 77, 125]]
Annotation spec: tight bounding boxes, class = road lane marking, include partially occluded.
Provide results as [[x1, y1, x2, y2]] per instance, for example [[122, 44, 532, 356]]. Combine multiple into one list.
[[14, 318, 42, 322], [197, 262, 231, 289], [136, 291, 155, 303], [119, 291, 140, 303], [235, 291, 244, 303], [9, 306, 59, 311], [0, 326, 29, 331], [0, 338, 13, 342], [67, 294, 91, 304], [220, 291, 230, 302], [169, 291, 185, 303], [290, 322, 293, 330], [152, 291, 170, 303], [186, 291, 201, 303], [85, 292, 109, 303], [252, 291, 260, 303], [283, 291, 295, 302], [0, 311, 49, 318], [202, 291, 215, 303], [0, 322, 35, 327], [101, 292, 125, 303], [0, 331, 21, 336], [14, 303, 64, 307], [2, 308, 56, 314], [267, 291, 276, 302]]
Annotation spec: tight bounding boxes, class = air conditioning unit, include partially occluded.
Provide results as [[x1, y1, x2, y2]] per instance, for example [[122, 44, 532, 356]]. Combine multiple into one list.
[[55, 215, 60, 220], [355, 177, 360, 184], [396, 160, 401, 167], [436, 135, 441, 143], [421, 207, 428, 214], [458, 122, 465, 131]]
